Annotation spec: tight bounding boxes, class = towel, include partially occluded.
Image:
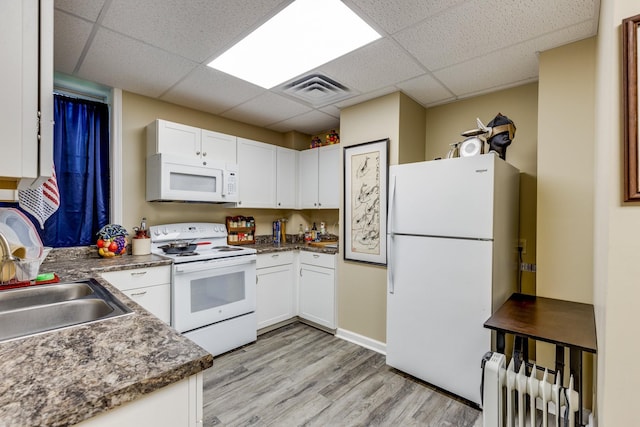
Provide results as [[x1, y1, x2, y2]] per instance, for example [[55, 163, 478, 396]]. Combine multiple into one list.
[[18, 165, 60, 229]]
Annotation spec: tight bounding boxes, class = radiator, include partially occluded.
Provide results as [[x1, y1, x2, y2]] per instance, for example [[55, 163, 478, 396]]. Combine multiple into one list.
[[482, 352, 582, 427]]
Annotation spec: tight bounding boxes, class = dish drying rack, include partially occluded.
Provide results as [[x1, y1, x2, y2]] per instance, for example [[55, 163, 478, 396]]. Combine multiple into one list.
[[0, 233, 40, 286]]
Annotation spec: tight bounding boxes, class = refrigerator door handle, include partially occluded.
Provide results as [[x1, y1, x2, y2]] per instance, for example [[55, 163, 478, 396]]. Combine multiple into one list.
[[387, 233, 395, 294], [387, 175, 397, 234]]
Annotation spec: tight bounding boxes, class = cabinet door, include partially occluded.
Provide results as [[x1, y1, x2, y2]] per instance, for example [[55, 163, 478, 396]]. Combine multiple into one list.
[[276, 147, 297, 209], [0, 0, 51, 187], [237, 138, 276, 208], [298, 148, 319, 208], [256, 263, 294, 329], [201, 130, 237, 164], [299, 263, 335, 329], [123, 284, 171, 325], [154, 120, 202, 160], [318, 144, 340, 208]]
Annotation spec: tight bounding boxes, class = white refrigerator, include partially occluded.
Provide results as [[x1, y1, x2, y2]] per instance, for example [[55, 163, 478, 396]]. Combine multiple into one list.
[[386, 154, 519, 406]]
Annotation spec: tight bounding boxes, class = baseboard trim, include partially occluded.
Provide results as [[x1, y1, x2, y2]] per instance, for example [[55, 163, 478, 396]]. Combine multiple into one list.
[[336, 328, 386, 355]]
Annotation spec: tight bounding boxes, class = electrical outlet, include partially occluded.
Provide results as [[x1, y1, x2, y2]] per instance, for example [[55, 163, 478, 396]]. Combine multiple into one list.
[[520, 263, 536, 272], [518, 239, 527, 254]]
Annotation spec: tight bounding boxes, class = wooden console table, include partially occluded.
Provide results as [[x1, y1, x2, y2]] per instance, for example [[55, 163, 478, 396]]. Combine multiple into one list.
[[483, 293, 597, 426]]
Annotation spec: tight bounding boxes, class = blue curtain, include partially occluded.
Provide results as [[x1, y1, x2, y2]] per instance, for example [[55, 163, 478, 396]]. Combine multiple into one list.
[[45, 95, 110, 246], [1, 95, 110, 247]]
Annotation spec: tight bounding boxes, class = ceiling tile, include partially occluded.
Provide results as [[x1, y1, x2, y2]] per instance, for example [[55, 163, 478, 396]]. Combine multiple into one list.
[[394, 0, 599, 71], [161, 66, 265, 115], [268, 110, 340, 135], [396, 74, 455, 106], [54, 11, 93, 74], [100, 0, 287, 63], [347, 0, 465, 34], [336, 86, 399, 110], [54, 0, 106, 21], [319, 38, 425, 93], [221, 92, 314, 128], [77, 28, 197, 98]]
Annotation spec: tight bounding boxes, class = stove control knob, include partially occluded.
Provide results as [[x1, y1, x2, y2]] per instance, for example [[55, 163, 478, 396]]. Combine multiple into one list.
[[153, 229, 161, 236], [162, 227, 168, 235]]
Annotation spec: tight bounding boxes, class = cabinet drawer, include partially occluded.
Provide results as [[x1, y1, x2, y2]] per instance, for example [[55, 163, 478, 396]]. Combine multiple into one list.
[[100, 266, 171, 291], [257, 251, 294, 269], [299, 251, 335, 269], [123, 283, 171, 325]]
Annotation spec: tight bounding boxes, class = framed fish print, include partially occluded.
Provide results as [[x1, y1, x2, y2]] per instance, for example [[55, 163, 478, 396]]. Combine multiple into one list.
[[343, 138, 388, 265], [623, 14, 640, 201]]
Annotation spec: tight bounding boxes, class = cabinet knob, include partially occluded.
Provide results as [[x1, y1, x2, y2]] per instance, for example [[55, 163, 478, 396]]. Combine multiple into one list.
[[196, 151, 200, 155], [202, 152, 207, 157], [314, 203, 317, 206], [318, 203, 322, 207], [278, 202, 281, 206], [203, 161, 207, 166]]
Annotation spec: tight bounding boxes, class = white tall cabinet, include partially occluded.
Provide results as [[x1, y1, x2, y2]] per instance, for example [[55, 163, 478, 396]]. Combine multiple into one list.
[[0, 0, 53, 195], [298, 145, 340, 209]]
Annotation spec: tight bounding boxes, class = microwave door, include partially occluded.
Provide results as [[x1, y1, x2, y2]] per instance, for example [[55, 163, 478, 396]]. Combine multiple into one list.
[[162, 162, 223, 202]]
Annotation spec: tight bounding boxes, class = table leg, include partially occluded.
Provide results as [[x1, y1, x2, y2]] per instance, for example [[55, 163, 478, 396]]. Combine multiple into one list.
[[570, 348, 583, 426], [496, 331, 505, 354], [555, 345, 564, 384]]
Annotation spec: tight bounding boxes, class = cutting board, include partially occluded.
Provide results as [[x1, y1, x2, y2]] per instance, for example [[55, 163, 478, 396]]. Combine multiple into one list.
[[307, 240, 338, 248]]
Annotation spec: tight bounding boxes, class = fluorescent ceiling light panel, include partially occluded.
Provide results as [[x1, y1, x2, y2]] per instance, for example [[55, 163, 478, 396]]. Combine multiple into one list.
[[207, 0, 381, 89]]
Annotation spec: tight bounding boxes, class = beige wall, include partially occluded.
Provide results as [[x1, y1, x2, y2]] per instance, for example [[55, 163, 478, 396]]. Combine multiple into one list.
[[337, 93, 401, 342], [594, 0, 640, 424], [536, 36, 596, 409], [120, 91, 338, 235], [425, 83, 539, 295], [537, 38, 596, 303]]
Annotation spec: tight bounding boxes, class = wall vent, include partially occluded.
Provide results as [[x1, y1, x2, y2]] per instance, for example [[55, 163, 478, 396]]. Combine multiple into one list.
[[281, 73, 351, 106]]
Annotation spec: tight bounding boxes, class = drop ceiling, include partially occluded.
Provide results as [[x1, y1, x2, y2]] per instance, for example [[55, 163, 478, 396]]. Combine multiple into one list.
[[54, 0, 600, 135]]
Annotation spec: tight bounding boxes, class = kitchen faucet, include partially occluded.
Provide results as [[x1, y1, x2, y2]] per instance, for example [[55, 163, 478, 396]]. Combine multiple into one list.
[[0, 231, 16, 262]]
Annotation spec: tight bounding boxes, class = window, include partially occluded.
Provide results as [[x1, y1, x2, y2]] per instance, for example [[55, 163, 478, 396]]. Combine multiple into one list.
[[1, 88, 111, 247]]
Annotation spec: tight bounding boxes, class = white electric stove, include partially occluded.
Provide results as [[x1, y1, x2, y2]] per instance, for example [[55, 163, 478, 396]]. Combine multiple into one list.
[[149, 222, 257, 356]]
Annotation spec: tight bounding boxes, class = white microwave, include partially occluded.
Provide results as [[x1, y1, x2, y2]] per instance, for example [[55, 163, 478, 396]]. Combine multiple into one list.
[[146, 153, 238, 203]]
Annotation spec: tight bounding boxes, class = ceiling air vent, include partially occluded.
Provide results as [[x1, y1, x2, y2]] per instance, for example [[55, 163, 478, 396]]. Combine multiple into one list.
[[281, 73, 351, 107]]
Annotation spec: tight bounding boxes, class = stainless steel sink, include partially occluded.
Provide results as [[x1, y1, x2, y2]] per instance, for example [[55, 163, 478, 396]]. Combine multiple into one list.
[[0, 282, 94, 312], [0, 279, 132, 342]]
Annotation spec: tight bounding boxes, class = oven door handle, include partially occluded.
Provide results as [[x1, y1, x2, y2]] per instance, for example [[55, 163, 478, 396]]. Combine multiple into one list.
[[174, 255, 256, 274]]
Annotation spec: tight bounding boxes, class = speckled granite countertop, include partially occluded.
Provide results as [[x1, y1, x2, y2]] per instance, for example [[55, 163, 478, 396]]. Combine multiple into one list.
[[0, 248, 213, 427], [254, 241, 339, 255]]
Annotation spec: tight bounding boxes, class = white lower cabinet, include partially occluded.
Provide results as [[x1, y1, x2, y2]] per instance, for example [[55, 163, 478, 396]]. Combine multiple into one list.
[[298, 252, 336, 329], [77, 372, 203, 427], [100, 265, 171, 325], [256, 252, 295, 330]]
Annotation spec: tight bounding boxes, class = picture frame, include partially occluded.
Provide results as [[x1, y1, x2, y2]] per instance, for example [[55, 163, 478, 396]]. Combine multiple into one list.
[[343, 138, 388, 265], [623, 14, 640, 201]]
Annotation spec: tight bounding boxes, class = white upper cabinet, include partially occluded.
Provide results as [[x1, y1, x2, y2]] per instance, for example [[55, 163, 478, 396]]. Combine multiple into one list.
[[202, 129, 237, 164], [318, 145, 340, 209], [147, 119, 237, 166], [299, 145, 340, 209], [0, 0, 53, 193], [276, 147, 298, 209], [237, 138, 277, 208]]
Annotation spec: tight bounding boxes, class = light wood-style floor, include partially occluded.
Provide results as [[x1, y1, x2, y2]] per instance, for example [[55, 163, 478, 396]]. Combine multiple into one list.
[[203, 322, 482, 427]]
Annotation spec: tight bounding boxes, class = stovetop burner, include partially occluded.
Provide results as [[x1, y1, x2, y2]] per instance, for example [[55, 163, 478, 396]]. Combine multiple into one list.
[[175, 251, 199, 257]]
